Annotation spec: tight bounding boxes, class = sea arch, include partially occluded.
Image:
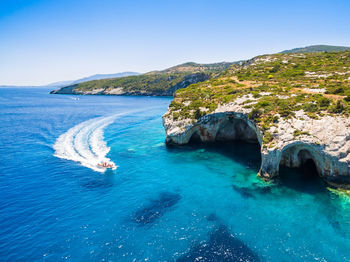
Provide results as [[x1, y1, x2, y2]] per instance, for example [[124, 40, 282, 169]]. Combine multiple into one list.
[[279, 142, 322, 174], [186, 112, 262, 145]]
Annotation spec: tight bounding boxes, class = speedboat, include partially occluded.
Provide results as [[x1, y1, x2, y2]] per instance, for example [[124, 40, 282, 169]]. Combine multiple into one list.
[[97, 162, 116, 169]]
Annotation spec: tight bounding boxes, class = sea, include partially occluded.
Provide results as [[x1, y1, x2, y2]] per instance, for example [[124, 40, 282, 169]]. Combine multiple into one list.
[[0, 87, 350, 261]]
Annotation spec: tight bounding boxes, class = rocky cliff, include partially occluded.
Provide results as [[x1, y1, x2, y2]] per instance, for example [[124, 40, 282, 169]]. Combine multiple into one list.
[[163, 106, 350, 188], [163, 51, 350, 188]]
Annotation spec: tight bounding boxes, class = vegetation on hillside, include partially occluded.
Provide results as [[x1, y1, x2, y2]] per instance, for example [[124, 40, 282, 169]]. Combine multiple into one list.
[[167, 51, 350, 144], [71, 72, 209, 94], [52, 62, 233, 95]]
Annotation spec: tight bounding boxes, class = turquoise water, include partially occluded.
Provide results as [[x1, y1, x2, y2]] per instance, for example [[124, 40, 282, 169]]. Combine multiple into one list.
[[0, 88, 350, 261]]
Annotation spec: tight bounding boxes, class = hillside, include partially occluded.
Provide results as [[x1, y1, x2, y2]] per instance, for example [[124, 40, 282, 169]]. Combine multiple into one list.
[[50, 62, 233, 96], [281, 45, 350, 54], [166, 51, 350, 122]]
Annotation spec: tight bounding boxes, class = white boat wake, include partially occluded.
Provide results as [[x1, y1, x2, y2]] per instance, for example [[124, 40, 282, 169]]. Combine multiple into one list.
[[53, 113, 128, 172]]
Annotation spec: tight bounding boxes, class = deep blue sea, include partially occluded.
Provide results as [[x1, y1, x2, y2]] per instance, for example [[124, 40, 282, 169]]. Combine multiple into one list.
[[0, 88, 350, 261]]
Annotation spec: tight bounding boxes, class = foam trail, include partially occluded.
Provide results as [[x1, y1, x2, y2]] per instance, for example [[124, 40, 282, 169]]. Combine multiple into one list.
[[54, 112, 130, 172]]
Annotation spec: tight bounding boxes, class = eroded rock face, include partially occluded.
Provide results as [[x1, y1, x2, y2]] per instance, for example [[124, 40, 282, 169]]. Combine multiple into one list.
[[259, 141, 350, 188], [163, 112, 262, 145], [163, 107, 350, 188]]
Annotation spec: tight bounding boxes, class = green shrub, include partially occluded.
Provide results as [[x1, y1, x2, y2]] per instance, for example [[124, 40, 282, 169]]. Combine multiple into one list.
[[269, 64, 281, 73], [256, 100, 271, 108], [317, 97, 331, 108], [329, 100, 345, 113], [263, 132, 274, 144], [279, 109, 293, 117], [303, 103, 318, 113], [306, 112, 319, 119], [326, 86, 345, 95], [333, 87, 344, 94], [194, 109, 205, 119], [293, 129, 310, 137], [248, 108, 262, 120], [252, 92, 261, 98]]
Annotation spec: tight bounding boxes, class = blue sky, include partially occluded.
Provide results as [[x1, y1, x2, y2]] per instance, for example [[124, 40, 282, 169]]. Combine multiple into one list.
[[1, 0, 349, 86]]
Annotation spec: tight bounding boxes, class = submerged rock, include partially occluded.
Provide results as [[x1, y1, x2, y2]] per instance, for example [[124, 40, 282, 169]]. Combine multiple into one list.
[[133, 192, 181, 225], [206, 213, 218, 222], [177, 225, 259, 262], [232, 185, 256, 199]]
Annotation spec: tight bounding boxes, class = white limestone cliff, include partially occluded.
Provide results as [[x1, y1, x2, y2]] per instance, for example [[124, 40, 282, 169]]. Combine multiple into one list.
[[163, 103, 350, 188]]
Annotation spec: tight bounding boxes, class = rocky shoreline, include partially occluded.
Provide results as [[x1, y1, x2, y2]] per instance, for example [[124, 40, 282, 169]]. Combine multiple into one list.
[[163, 105, 350, 188]]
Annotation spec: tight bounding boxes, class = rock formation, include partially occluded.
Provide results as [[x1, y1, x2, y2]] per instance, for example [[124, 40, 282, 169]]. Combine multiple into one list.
[[163, 105, 350, 188]]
